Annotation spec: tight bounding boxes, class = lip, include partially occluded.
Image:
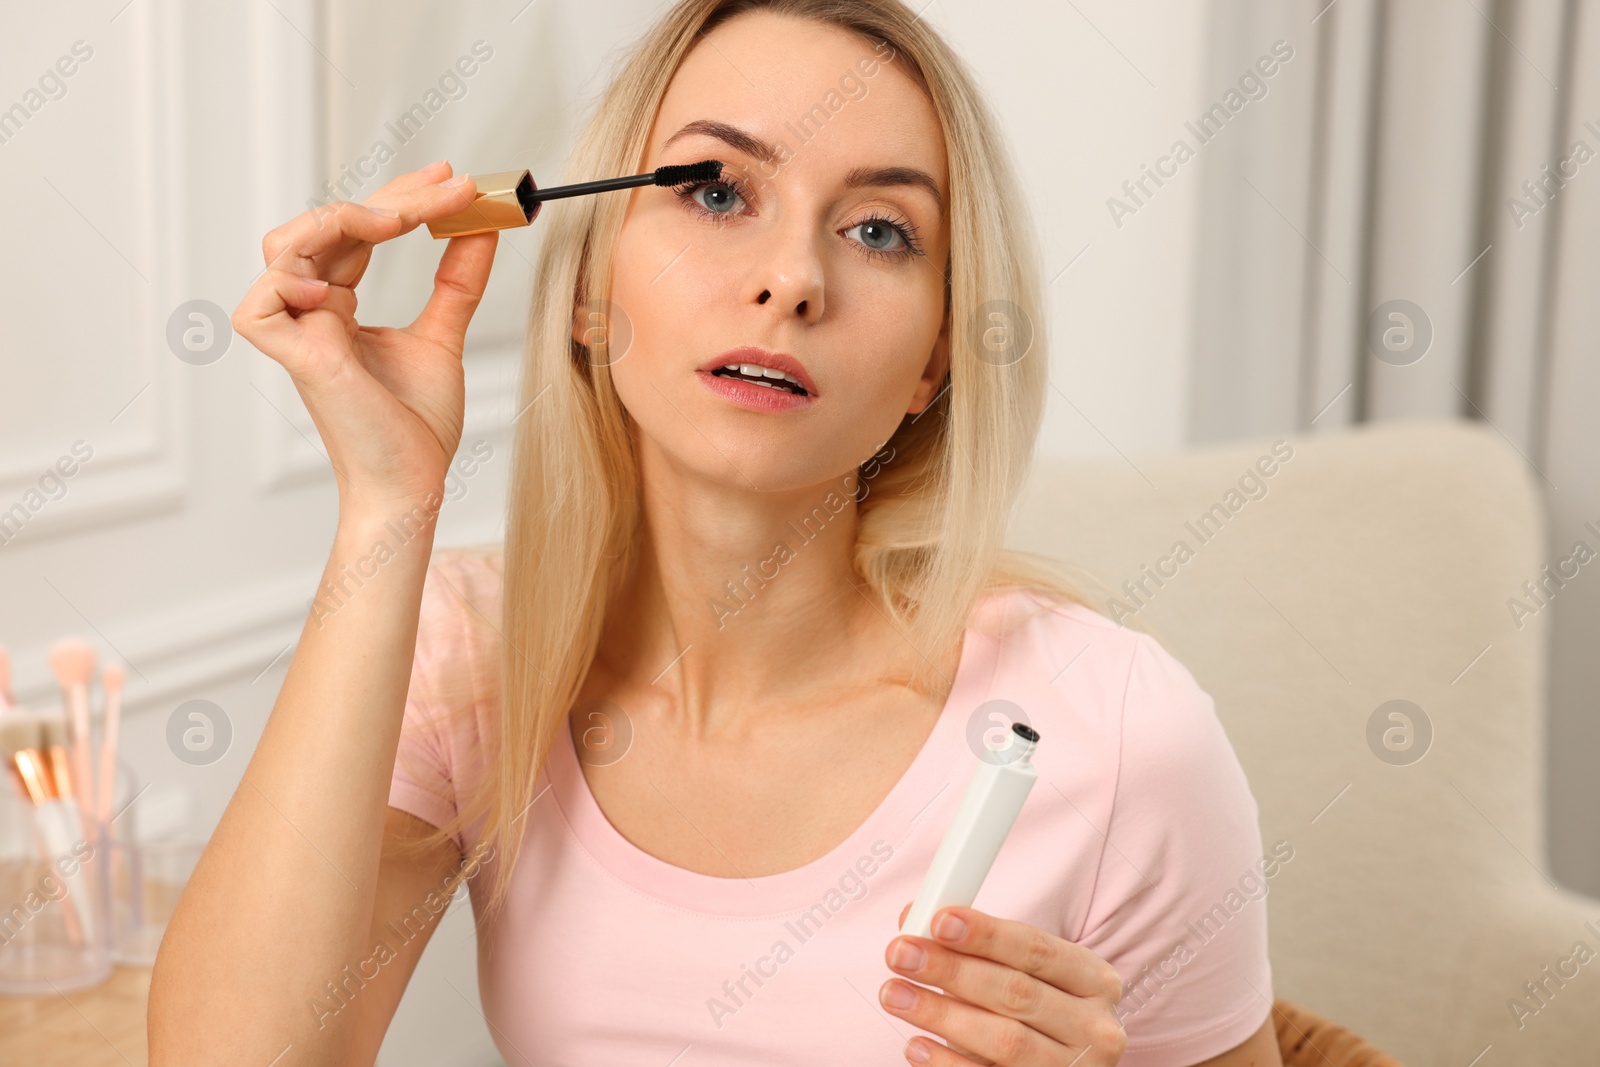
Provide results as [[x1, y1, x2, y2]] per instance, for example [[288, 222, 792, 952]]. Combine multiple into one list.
[[697, 346, 819, 398]]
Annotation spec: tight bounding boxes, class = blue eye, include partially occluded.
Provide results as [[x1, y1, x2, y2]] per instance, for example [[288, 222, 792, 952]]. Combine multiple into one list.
[[837, 213, 926, 262], [846, 219, 907, 254], [686, 180, 744, 215]]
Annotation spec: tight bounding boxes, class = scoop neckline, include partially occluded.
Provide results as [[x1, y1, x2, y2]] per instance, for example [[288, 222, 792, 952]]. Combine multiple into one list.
[[544, 592, 1013, 917]]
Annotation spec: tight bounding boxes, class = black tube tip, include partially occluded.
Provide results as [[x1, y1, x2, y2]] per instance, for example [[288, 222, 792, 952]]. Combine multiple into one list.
[[1012, 722, 1040, 743]]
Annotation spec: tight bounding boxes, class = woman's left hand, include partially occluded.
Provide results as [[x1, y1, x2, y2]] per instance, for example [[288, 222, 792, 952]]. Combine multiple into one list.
[[881, 901, 1128, 1066]]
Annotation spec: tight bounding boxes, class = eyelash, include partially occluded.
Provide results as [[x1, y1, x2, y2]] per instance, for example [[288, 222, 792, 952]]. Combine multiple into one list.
[[672, 175, 927, 262]]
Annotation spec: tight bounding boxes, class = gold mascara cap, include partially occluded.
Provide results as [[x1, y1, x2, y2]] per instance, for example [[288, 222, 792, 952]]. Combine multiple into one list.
[[427, 169, 539, 239]]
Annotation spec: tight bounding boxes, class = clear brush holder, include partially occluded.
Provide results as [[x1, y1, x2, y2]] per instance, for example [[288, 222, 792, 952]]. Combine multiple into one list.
[[100, 760, 200, 967], [0, 770, 112, 995]]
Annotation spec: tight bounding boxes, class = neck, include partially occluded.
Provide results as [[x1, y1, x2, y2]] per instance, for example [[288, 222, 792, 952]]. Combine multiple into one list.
[[597, 446, 899, 741]]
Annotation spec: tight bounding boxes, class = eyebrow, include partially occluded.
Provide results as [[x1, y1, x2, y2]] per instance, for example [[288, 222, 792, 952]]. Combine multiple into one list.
[[661, 119, 944, 209]]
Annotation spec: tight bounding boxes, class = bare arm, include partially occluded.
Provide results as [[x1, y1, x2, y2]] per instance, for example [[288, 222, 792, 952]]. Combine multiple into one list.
[[343, 808, 469, 1067], [148, 161, 495, 1066]]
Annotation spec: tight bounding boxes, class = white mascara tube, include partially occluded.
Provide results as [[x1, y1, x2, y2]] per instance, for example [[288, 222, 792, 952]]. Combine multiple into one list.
[[903, 722, 1040, 940]]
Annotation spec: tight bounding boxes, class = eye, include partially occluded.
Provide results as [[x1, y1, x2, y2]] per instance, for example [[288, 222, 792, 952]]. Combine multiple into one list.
[[675, 178, 749, 221], [847, 219, 909, 255], [842, 211, 925, 262]]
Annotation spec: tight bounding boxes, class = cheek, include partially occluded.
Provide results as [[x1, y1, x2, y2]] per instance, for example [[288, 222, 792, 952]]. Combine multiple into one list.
[[609, 268, 708, 402], [611, 210, 728, 344], [847, 285, 944, 397], [604, 227, 728, 443]]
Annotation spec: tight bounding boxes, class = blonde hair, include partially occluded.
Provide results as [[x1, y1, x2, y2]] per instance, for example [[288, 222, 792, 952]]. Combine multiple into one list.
[[412, 0, 1112, 924]]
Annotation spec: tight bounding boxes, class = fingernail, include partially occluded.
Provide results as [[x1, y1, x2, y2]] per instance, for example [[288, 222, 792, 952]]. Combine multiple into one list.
[[882, 981, 916, 1011], [367, 206, 399, 218], [441, 173, 471, 188], [305, 277, 329, 287], [905, 1039, 931, 1063], [890, 940, 925, 972], [934, 913, 966, 941], [428, 158, 449, 170]]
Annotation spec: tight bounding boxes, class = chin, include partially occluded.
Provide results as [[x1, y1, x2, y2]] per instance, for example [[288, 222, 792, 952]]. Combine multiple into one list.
[[621, 371, 886, 491], [642, 428, 852, 498]]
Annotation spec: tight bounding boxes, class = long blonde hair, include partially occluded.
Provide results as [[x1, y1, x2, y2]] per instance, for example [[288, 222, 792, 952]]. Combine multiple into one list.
[[414, 0, 1111, 925]]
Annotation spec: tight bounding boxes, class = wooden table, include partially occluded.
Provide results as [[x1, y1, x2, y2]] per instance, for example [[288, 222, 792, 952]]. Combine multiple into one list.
[[0, 965, 150, 1065]]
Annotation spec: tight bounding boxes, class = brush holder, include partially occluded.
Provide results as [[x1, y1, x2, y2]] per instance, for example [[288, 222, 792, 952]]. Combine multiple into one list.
[[0, 770, 111, 995], [98, 760, 200, 967]]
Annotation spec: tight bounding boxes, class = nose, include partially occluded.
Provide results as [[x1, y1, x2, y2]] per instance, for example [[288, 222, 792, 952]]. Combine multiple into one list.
[[750, 215, 825, 322]]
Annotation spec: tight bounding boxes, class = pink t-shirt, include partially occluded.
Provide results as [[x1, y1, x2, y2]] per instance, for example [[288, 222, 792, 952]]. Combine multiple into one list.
[[389, 547, 1274, 1066]]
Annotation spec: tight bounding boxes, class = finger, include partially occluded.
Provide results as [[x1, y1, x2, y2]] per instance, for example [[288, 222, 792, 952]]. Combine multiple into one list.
[[262, 199, 403, 274], [233, 268, 333, 346], [263, 172, 478, 276], [361, 172, 479, 237], [232, 270, 356, 375], [899, 901, 912, 930], [361, 158, 455, 202], [930, 906, 1122, 1004], [407, 229, 498, 350], [905, 1033, 989, 1067], [880, 978, 1055, 1067], [946, 1029, 996, 1066], [937, 1000, 999, 1067], [306, 175, 479, 289], [886, 930, 1108, 1051]]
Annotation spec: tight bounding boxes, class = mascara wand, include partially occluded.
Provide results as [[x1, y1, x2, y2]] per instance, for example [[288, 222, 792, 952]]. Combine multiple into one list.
[[426, 159, 723, 239]]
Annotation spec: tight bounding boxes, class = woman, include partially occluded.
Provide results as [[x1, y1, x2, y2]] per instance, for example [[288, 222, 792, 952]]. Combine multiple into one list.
[[151, 2, 1281, 1065]]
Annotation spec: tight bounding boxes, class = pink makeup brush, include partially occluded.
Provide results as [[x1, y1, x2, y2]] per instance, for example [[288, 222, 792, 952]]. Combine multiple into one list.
[[3, 714, 89, 945], [48, 640, 97, 831], [97, 661, 125, 825]]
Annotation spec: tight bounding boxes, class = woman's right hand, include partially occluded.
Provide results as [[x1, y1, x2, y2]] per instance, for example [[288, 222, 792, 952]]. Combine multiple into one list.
[[231, 160, 497, 515]]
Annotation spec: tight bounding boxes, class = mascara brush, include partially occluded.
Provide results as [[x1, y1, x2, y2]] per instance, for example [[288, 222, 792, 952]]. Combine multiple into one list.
[[426, 159, 723, 239]]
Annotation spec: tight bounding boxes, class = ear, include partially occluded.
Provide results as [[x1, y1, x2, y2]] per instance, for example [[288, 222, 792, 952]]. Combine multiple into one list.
[[906, 311, 951, 416], [571, 303, 589, 348]]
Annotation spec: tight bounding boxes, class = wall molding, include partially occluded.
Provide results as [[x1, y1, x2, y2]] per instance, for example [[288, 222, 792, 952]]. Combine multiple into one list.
[[0, 0, 189, 545]]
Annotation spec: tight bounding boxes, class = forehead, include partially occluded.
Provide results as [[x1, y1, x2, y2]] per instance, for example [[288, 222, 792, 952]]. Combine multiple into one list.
[[650, 11, 947, 196]]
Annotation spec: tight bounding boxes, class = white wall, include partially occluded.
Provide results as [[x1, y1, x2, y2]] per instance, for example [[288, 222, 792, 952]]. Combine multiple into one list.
[[0, 2, 1208, 1063], [938, 0, 1211, 459]]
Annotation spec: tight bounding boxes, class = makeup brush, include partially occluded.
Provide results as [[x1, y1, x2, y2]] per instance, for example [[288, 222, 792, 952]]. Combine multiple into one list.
[[3, 714, 89, 944], [49, 639, 97, 831], [96, 661, 125, 826], [41, 716, 98, 943], [1, 714, 36, 803], [426, 159, 724, 238]]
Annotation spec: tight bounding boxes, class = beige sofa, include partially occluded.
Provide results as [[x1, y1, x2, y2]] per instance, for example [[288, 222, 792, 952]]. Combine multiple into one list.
[[1009, 417, 1600, 1065]]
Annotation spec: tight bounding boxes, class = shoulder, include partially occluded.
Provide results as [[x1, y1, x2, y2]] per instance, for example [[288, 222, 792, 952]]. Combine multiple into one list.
[[408, 544, 505, 716], [392, 546, 506, 845], [1037, 592, 1248, 812], [982, 585, 1257, 842], [975, 587, 1155, 707], [421, 543, 504, 616], [999, 588, 1220, 724]]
